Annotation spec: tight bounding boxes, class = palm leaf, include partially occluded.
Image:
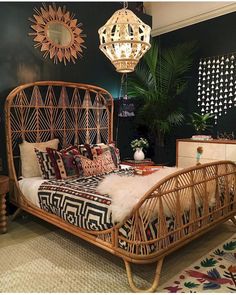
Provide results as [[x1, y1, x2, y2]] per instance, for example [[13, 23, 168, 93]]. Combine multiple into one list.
[[127, 39, 196, 146]]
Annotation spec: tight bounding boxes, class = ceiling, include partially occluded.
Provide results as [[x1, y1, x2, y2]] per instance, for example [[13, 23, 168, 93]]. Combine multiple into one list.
[[144, 2, 236, 36]]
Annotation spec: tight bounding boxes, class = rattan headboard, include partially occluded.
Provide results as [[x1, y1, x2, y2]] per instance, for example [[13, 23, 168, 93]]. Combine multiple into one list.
[[5, 81, 113, 180]]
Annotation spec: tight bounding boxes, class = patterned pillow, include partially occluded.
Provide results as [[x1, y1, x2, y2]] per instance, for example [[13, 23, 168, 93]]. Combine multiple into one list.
[[77, 144, 93, 159], [90, 143, 120, 167], [35, 149, 56, 179], [108, 142, 120, 168], [46, 146, 81, 180], [74, 150, 116, 177]]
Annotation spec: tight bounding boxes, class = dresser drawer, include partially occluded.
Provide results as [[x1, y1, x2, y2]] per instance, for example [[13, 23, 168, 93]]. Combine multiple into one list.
[[178, 156, 216, 168], [178, 141, 225, 159], [225, 144, 236, 162]]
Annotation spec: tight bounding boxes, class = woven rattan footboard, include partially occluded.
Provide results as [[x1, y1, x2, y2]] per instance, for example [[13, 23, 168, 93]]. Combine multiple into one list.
[[5, 81, 236, 292]]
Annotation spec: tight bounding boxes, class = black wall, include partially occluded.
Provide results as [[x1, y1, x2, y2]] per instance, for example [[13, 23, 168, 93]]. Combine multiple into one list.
[[156, 12, 236, 165], [0, 2, 151, 174]]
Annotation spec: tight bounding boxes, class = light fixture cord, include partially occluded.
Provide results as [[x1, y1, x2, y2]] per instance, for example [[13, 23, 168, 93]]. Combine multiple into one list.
[[115, 73, 127, 145], [123, 1, 128, 9]]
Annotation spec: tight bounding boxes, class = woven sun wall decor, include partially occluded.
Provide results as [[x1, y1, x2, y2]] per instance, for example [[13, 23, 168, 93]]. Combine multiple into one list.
[[197, 53, 236, 124], [29, 3, 86, 65]]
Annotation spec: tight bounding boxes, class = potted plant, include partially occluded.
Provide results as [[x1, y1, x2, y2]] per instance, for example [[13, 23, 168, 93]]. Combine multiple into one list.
[[188, 112, 214, 134], [131, 137, 149, 161], [128, 40, 196, 162]]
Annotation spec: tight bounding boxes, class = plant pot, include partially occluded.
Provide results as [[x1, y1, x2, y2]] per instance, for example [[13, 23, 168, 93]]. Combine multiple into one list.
[[134, 148, 145, 161]]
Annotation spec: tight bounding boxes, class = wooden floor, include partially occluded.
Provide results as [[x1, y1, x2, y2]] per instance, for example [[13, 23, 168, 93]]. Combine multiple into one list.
[[1, 213, 235, 286]]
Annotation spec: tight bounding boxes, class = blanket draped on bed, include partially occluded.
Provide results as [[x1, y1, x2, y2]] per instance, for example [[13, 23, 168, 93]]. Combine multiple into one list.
[[38, 169, 134, 231]]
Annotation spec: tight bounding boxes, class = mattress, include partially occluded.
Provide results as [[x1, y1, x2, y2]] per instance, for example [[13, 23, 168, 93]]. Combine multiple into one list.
[[18, 177, 45, 207]]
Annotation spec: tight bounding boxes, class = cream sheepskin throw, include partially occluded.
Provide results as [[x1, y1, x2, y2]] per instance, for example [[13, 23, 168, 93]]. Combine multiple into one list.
[[97, 167, 217, 223], [97, 167, 184, 223]]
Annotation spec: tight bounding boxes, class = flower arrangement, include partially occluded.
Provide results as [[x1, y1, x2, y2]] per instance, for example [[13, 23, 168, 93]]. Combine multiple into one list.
[[131, 137, 149, 151]]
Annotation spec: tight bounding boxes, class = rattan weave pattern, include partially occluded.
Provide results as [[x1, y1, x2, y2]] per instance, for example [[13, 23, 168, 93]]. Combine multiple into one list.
[[6, 81, 113, 156]]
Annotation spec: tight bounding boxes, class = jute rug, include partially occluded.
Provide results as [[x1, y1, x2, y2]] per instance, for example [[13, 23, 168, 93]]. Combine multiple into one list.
[[1, 227, 235, 293], [160, 233, 236, 293], [0, 229, 156, 293]]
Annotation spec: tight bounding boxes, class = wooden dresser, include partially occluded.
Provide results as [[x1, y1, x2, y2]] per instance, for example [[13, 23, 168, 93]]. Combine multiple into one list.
[[176, 138, 236, 168]]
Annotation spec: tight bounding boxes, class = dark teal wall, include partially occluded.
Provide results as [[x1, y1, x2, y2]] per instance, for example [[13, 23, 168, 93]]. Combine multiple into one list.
[[115, 12, 236, 164], [155, 12, 236, 165], [0, 2, 151, 174]]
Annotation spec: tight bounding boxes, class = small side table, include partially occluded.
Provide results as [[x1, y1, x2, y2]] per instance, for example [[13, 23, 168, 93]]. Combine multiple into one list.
[[0, 175, 9, 234], [121, 158, 155, 167]]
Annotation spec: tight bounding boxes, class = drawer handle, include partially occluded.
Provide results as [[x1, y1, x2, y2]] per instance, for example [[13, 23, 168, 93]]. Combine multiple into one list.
[[196, 146, 203, 165]]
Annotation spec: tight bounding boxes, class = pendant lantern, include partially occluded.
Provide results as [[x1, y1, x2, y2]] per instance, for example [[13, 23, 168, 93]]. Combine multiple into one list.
[[98, 6, 151, 73]]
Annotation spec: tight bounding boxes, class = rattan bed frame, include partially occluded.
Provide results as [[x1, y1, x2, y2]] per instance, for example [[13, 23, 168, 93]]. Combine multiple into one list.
[[5, 81, 236, 292]]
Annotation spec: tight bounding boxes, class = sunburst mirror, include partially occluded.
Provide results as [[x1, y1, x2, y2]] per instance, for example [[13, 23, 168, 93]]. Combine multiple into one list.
[[29, 3, 86, 65]]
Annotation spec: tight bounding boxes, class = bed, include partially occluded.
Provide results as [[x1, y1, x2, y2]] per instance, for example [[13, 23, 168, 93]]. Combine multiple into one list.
[[5, 81, 236, 292]]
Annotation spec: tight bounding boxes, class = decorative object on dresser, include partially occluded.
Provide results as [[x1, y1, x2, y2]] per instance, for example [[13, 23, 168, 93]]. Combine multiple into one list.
[[188, 112, 213, 135], [5, 81, 236, 292], [196, 146, 203, 165], [98, 2, 151, 73], [0, 175, 9, 234], [176, 138, 236, 168], [197, 52, 236, 125], [29, 3, 86, 65]]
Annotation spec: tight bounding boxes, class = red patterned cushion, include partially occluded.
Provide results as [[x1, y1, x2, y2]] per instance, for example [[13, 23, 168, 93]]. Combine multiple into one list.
[[74, 150, 116, 177], [46, 146, 81, 179], [90, 143, 120, 167]]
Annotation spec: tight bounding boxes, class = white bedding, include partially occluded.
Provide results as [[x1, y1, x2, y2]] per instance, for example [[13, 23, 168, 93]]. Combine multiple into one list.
[[18, 177, 45, 207], [18, 165, 131, 208]]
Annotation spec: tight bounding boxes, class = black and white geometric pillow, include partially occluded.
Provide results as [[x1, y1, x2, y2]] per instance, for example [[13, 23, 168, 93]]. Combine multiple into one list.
[[35, 148, 55, 179]]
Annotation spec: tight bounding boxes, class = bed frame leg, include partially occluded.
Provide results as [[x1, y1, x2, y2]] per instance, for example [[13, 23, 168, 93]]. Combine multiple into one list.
[[11, 208, 22, 221], [124, 258, 164, 293], [230, 216, 236, 226]]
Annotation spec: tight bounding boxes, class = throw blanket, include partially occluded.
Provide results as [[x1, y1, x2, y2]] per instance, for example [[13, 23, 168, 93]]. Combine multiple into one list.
[[97, 167, 183, 223], [97, 167, 217, 223], [38, 168, 134, 231]]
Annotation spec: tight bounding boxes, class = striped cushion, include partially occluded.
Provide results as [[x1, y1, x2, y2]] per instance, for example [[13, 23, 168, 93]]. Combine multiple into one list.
[[35, 149, 56, 179]]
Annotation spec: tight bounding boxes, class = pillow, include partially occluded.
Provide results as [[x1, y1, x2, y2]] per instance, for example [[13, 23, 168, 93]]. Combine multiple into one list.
[[46, 146, 81, 179], [108, 142, 120, 168], [35, 149, 56, 179], [74, 150, 116, 177], [77, 144, 93, 159], [19, 139, 59, 178], [90, 143, 120, 167]]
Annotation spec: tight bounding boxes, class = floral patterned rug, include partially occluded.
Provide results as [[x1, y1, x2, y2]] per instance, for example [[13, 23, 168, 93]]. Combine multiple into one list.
[[160, 234, 236, 293]]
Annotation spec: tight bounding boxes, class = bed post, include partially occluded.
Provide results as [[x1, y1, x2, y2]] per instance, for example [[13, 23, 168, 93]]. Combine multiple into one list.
[[123, 258, 164, 293]]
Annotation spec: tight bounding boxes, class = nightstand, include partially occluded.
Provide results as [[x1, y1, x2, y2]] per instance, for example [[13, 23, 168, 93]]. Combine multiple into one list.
[[121, 158, 155, 166], [0, 175, 9, 234]]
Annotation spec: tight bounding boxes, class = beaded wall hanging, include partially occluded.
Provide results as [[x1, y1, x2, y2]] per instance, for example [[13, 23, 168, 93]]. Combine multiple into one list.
[[197, 53, 236, 124]]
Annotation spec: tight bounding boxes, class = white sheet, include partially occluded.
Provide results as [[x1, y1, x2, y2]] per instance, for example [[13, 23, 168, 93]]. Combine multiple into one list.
[[18, 177, 45, 207], [17, 165, 137, 209]]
